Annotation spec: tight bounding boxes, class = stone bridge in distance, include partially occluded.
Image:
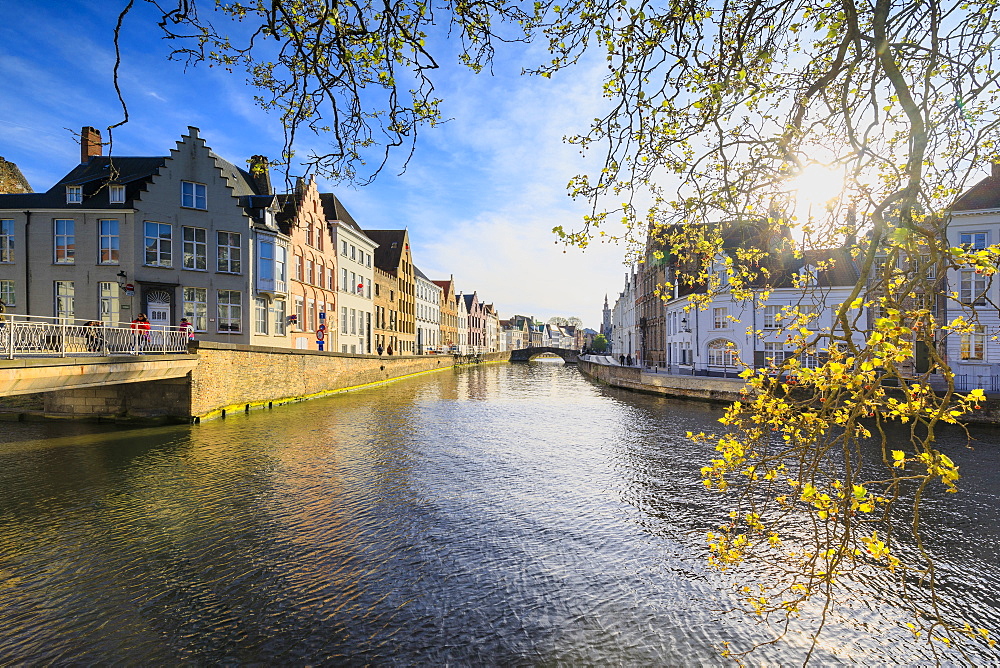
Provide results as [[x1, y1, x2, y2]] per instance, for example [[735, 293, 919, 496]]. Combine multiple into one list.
[[508, 347, 579, 364]]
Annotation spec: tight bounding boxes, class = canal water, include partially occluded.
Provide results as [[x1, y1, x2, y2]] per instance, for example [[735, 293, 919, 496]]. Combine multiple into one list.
[[0, 362, 997, 665]]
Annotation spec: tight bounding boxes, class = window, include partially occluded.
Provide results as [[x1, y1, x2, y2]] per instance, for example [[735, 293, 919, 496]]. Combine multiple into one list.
[[144, 221, 172, 267], [0, 280, 14, 307], [294, 297, 305, 330], [0, 220, 13, 262], [54, 281, 74, 319], [919, 254, 935, 280], [275, 245, 287, 284], [327, 264, 335, 291], [183, 226, 207, 270], [109, 185, 126, 204], [307, 299, 316, 331], [259, 240, 274, 283], [66, 186, 82, 204], [342, 240, 348, 256], [306, 225, 313, 246], [181, 181, 207, 209], [217, 290, 242, 332], [351, 245, 356, 261], [351, 308, 357, 335], [713, 307, 728, 329], [351, 272, 357, 294], [366, 278, 371, 298], [99, 282, 119, 325], [763, 342, 785, 364], [800, 349, 819, 369], [960, 270, 988, 305], [961, 325, 987, 361], [342, 268, 348, 292], [763, 305, 782, 329], [707, 339, 737, 366], [54, 219, 75, 264], [295, 254, 303, 281], [341, 306, 348, 333], [255, 297, 268, 334], [366, 252, 371, 268], [961, 232, 988, 250], [273, 299, 287, 336], [306, 259, 314, 285], [98, 219, 119, 264], [317, 264, 324, 290], [183, 288, 208, 331], [217, 231, 241, 273]]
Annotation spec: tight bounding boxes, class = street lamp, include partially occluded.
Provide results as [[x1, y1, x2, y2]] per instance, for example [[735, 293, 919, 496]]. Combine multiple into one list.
[[116, 270, 128, 289]]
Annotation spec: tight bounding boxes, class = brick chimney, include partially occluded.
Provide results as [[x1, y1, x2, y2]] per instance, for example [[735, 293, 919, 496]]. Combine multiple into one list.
[[993, 162, 1000, 180], [248, 155, 272, 195], [81, 126, 102, 163]]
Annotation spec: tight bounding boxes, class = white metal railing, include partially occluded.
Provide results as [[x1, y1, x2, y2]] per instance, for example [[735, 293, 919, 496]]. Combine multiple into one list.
[[1, 314, 190, 359]]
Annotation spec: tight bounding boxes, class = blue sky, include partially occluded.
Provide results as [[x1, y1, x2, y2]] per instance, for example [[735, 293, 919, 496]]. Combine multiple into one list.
[[0, 1, 633, 329]]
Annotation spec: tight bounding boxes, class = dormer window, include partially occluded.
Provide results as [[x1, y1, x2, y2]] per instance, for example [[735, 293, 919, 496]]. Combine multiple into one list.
[[66, 186, 82, 204], [109, 185, 125, 204]]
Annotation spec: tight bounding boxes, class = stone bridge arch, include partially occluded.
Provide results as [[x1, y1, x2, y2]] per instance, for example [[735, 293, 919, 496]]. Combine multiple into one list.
[[508, 347, 579, 364]]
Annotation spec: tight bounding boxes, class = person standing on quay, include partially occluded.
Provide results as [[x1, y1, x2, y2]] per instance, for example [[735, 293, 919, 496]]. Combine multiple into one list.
[[131, 313, 151, 351]]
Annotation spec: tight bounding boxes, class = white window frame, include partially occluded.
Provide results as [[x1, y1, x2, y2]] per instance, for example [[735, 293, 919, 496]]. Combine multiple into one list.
[[144, 221, 172, 267], [255, 296, 268, 335], [763, 305, 782, 329], [183, 287, 208, 332], [98, 219, 119, 265], [960, 270, 988, 306], [707, 339, 737, 366], [960, 231, 989, 250], [217, 290, 242, 333], [109, 184, 126, 204], [99, 282, 119, 325], [0, 220, 13, 263], [183, 226, 208, 271], [54, 219, 75, 264], [66, 185, 82, 204], [181, 181, 207, 209], [54, 281, 75, 319], [0, 279, 15, 307], [713, 306, 728, 329], [294, 297, 305, 331], [273, 299, 287, 336], [961, 325, 987, 361], [217, 231, 241, 274]]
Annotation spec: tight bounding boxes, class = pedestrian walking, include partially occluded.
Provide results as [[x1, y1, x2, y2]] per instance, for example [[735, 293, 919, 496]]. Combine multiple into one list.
[[619, 354, 625, 366], [131, 313, 151, 351]]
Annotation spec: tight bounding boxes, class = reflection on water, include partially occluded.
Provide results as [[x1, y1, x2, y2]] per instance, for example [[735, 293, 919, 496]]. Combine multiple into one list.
[[0, 363, 997, 664]]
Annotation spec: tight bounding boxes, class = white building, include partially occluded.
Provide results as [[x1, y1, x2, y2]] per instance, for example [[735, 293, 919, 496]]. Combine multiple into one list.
[[414, 266, 442, 353], [329, 204, 377, 354], [611, 267, 638, 357], [455, 291, 469, 353]]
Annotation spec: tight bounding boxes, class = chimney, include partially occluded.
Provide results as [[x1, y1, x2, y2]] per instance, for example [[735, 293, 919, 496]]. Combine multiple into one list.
[[993, 163, 1000, 180], [248, 155, 272, 195], [81, 126, 101, 163]]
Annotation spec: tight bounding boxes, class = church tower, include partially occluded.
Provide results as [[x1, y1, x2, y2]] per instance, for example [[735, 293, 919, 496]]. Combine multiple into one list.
[[602, 294, 612, 338]]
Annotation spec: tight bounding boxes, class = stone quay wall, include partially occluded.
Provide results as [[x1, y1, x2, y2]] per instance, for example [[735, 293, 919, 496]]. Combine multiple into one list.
[[578, 359, 747, 404], [188, 341, 487, 419]]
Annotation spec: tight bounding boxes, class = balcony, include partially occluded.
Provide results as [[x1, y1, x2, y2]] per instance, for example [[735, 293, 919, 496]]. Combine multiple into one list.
[[257, 277, 287, 296]]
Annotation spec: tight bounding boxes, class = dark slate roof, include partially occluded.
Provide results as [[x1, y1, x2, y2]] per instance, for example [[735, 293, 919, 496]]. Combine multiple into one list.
[[463, 293, 477, 310], [364, 229, 407, 272], [414, 265, 430, 281], [767, 247, 860, 288], [0, 156, 166, 210], [210, 153, 261, 197], [952, 174, 1000, 211], [319, 192, 365, 235]]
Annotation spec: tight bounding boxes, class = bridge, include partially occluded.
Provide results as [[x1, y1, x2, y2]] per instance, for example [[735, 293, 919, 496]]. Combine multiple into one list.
[[509, 347, 579, 364]]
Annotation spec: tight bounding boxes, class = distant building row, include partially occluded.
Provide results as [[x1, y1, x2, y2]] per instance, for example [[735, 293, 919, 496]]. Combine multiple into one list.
[[0, 127, 510, 355], [606, 167, 1000, 388]]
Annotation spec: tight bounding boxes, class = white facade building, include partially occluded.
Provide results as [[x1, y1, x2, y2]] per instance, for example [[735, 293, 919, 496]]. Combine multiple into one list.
[[611, 267, 637, 357], [455, 291, 469, 353], [332, 217, 377, 354], [414, 266, 442, 353]]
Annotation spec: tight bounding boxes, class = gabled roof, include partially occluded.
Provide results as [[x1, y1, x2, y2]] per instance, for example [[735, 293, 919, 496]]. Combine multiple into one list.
[[365, 229, 408, 272], [319, 192, 365, 234], [952, 174, 1000, 212], [0, 156, 166, 210], [414, 265, 431, 281]]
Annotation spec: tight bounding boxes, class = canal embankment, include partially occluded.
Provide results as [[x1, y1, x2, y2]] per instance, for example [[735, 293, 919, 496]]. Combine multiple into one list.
[[578, 356, 1000, 425], [0, 343, 510, 423]]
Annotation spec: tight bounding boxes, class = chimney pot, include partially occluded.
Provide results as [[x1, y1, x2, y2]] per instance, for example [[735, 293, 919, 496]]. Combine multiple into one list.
[[80, 126, 101, 163]]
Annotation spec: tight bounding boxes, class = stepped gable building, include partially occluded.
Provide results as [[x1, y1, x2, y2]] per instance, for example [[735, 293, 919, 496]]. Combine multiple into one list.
[[323, 192, 376, 354], [373, 263, 397, 354], [364, 229, 416, 354], [463, 292, 486, 352], [276, 176, 340, 350], [0, 157, 32, 194], [0, 126, 289, 346], [432, 276, 459, 352]]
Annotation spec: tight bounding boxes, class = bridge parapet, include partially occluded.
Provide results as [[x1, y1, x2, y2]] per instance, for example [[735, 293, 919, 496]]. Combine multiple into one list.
[[509, 347, 579, 364]]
